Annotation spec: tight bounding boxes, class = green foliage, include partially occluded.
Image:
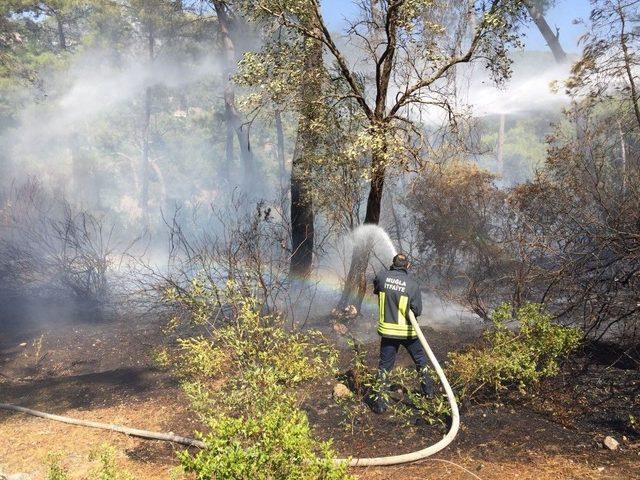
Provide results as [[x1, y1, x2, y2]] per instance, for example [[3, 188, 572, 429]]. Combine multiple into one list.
[[179, 385, 351, 480], [167, 283, 352, 480], [45, 446, 134, 480], [88, 445, 135, 480], [168, 280, 338, 388], [46, 453, 70, 480], [336, 304, 580, 430], [447, 303, 582, 398]]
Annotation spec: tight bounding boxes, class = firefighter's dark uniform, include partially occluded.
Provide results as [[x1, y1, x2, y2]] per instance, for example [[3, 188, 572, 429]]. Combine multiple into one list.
[[373, 265, 434, 409]]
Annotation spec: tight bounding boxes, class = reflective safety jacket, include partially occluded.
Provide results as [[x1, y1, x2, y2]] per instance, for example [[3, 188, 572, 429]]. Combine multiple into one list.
[[373, 267, 422, 339]]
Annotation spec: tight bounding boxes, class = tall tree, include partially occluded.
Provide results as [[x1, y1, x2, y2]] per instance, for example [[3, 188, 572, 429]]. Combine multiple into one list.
[[524, 1, 567, 63], [212, 0, 255, 183], [289, 26, 324, 276], [259, 0, 525, 310]]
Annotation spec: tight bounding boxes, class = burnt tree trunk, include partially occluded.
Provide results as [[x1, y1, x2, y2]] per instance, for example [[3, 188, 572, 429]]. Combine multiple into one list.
[[289, 20, 323, 277], [338, 151, 387, 310]]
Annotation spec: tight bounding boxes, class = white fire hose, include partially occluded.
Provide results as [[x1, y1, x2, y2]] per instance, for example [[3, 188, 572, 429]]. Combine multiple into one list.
[[334, 310, 460, 466], [0, 313, 459, 468]]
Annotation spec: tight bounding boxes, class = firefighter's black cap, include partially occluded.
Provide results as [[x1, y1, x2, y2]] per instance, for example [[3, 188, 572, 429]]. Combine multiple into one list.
[[392, 253, 409, 269]]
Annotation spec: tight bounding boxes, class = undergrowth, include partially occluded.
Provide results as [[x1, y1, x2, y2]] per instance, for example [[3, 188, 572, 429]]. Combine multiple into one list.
[[162, 279, 353, 480], [46, 446, 136, 480], [336, 302, 581, 430]]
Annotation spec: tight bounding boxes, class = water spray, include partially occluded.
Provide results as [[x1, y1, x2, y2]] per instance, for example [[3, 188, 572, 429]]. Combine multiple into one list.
[[0, 228, 460, 468]]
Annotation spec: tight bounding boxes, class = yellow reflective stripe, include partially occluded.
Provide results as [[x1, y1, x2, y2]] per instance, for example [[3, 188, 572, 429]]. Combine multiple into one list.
[[377, 325, 417, 338], [378, 322, 416, 333], [378, 291, 385, 325], [398, 295, 408, 325]]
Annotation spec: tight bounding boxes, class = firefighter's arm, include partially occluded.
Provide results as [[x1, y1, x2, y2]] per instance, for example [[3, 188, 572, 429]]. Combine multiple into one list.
[[410, 283, 423, 317]]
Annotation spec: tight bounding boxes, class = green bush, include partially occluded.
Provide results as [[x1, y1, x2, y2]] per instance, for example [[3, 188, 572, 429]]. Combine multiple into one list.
[[179, 382, 350, 480], [336, 303, 581, 430], [45, 446, 134, 480], [166, 280, 353, 480], [88, 445, 135, 480], [447, 302, 582, 398], [46, 454, 69, 480]]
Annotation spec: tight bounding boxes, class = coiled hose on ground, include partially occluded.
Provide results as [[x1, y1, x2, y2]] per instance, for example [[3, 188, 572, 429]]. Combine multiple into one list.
[[0, 311, 459, 467]]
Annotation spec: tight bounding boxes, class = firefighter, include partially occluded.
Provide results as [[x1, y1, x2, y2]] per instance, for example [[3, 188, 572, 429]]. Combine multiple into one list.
[[372, 253, 434, 413]]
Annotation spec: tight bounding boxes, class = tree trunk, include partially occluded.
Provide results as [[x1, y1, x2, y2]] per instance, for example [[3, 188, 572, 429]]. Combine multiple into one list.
[[223, 106, 234, 179], [525, 2, 567, 64], [140, 86, 151, 224], [338, 150, 387, 310], [290, 161, 315, 276], [140, 11, 155, 225], [275, 109, 286, 187], [54, 12, 67, 50], [388, 189, 404, 252], [213, 0, 255, 184], [497, 113, 505, 177], [289, 20, 323, 277]]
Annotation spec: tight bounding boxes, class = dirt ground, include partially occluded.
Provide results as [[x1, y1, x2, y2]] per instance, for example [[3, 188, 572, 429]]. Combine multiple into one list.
[[1, 304, 639, 480]]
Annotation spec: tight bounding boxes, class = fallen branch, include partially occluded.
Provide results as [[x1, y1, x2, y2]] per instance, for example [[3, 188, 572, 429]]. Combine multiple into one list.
[[0, 403, 205, 448]]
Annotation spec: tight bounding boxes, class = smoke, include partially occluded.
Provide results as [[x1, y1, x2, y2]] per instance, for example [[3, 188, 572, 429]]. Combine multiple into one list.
[[293, 225, 480, 344], [468, 63, 571, 117], [411, 57, 572, 126], [6, 49, 222, 167]]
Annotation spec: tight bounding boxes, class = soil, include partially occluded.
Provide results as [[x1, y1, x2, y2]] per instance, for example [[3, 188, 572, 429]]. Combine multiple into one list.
[[1, 304, 639, 480]]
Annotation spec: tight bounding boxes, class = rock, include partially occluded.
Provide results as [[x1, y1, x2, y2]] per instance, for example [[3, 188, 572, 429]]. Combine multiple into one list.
[[333, 382, 352, 400], [603, 436, 619, 450], [343, 305, 358, 318], [333, 322, 349, 335]]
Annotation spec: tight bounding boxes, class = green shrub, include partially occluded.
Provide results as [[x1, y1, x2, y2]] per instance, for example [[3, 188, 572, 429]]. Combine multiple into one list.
[[88, 445, 135, 480], [46, 454, 69, 480], [166, 280, 353, 480], [179, 383, 351, 480], [45, 446, 134, 480], [167, 280, 337, 389], [336, 303, 581, 430], [447, 302, 582, 398]]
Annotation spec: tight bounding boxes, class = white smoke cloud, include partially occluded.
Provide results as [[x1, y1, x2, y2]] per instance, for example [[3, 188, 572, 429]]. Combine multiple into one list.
[[8, 50, 222, 150], [468, 63, 571, 117]]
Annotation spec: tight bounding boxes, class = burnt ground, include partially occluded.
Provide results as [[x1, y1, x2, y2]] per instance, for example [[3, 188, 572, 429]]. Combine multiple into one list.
[[0, 305, 639, 480]]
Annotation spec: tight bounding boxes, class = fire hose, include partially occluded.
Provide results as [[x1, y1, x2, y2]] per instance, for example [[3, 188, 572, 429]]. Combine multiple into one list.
[[0, 313, 459, 467], [335, 310, 460, 466]]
